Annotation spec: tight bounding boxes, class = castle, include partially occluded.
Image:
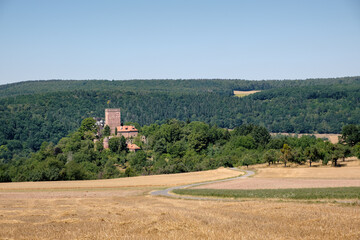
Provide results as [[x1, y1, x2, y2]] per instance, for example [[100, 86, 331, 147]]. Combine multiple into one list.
[[105, 108, 121, 135], [103, 108, 140, 152]]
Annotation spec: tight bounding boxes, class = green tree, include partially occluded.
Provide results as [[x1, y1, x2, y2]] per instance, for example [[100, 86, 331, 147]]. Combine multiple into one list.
[[102, 160, 120, 178], [251, 126, 271, 147], [125, 166, 137, 177], [304, 146, 321, 167], [108, 136, 127, 154], [242, 154, 256, 167], [263, 149, 279, 166], [280, 144, 292, 167], [336, 144, 352, 162], [354, 143, 360, 159], [95, 140, 104, 152], [79, 118, 97, 135], [326, 144, 343, 167], [341, 124, 360, 146], [103, 125, 111, 136], [129, 151, 147, 172]]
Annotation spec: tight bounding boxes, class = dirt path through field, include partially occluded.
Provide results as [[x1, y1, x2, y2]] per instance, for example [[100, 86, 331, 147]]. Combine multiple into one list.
[[151, 169, 254, 199]]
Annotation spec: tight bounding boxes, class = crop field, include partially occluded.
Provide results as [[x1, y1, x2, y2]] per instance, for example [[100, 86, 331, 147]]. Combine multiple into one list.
[[0, 167, 240, 191], [254, 164, 360, 179], [270, 133, 341, 144], [175, 187, 360, 200], [233, 90, 261, 97], [1, 166, 360, 239], [193, 178, 360, 190]]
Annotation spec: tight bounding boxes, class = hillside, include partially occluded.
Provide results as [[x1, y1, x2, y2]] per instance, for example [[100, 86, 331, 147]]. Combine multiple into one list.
[[0, 77, 360, 157], [1, 76, 359, 98]]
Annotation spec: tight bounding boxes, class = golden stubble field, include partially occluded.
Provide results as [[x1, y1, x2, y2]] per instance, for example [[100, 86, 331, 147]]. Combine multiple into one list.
[[196, 160, 360, 190], [270, 133, 341, 144], [233, 90, 261, 97], [1, 167, 360, 240]]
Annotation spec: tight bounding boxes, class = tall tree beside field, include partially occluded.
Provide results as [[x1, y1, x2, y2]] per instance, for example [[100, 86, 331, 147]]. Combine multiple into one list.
[[353, 143, 360, 159], [304, 145, 322, 167], [336, 144, 352, 162], [341, 124, 360, 146], [327, 144, 343, 167], [280, 144, 292, 167], [262, 149, 279, 166]]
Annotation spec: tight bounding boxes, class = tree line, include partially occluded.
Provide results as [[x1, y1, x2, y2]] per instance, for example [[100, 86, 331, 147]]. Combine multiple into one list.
[[1, 118, 359, 182]]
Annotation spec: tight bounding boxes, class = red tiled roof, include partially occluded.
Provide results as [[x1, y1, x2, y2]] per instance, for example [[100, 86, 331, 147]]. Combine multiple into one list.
[[117, 125, 138, 132], [127, 143, 140, 150]]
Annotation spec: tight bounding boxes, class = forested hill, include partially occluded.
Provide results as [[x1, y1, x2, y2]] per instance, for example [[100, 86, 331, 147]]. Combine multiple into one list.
[[1, 77, 360, 160], [1, 76, 359, 98]]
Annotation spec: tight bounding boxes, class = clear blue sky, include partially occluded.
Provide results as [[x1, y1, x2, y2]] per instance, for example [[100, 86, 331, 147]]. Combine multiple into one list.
[[0, 0, 359, 84]]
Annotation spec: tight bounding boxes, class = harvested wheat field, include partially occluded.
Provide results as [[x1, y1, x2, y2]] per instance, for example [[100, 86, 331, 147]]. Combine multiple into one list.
[[0, 167, 240, 191], [195, 161, 360, 190], [254, 165, 360, 179], [1, 167, 360, 240], [1, 188, 360, 240], [194, 178, 360, 190], [233, 90, 261, 97], [270, 133, 341, 144]]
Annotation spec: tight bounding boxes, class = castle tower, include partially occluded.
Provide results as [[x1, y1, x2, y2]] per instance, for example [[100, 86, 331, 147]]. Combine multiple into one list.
[[105, 108, 121, 135]]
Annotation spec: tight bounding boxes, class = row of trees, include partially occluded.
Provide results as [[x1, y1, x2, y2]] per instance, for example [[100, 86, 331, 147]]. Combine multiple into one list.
[[1, 119, 359, 182]]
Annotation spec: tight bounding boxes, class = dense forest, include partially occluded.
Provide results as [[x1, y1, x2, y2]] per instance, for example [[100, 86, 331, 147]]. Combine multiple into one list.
[[1, 77, 359, 97], [1, 77, 360, 161], [1, 117, 359, 182]]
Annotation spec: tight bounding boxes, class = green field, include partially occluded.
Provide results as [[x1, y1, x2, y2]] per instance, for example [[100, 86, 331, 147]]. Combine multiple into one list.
[[173, 187, 360, 200]]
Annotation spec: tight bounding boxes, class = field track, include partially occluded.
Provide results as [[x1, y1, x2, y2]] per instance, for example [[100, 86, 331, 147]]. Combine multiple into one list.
[[151, 169, 254, 199]]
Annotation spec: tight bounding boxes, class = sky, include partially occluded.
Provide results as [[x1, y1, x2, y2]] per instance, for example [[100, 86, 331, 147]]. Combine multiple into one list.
[[0, 0, 359, 84]]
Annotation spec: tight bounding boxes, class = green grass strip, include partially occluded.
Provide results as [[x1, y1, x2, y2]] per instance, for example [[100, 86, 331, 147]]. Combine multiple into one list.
[[173, 187, 360, 200]]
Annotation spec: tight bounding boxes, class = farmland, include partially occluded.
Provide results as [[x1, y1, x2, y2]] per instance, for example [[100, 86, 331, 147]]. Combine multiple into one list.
[[0, 167, 240, 191], [233, 90, 261, 97], [174, 187, 360, 200], [1, 165, 360, 239], [271, 133, 341, 144]]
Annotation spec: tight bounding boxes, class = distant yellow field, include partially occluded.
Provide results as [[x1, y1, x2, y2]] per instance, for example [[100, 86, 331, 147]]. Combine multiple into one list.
[[233, 90, 261, 97], [271, 133, 341, 144]]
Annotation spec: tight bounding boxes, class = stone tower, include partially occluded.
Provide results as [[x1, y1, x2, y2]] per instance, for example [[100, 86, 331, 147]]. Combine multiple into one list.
[[105, 108, 121, 135]]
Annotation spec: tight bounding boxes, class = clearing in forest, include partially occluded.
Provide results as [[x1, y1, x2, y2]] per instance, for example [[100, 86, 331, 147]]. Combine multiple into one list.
[[233, 90, 261, 97], [271, 133, 341, 144]]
